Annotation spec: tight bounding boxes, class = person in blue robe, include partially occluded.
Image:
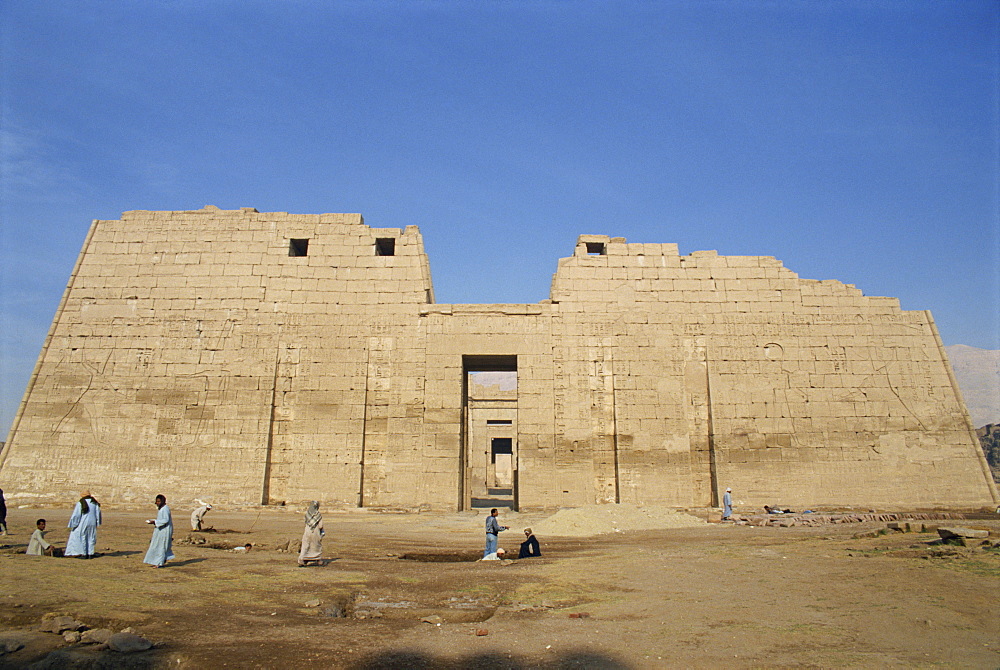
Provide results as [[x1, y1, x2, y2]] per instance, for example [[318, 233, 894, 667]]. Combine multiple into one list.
[[65, 491, 101, 558], [722, 487, 733, 520], [143, 494, 174, 568]]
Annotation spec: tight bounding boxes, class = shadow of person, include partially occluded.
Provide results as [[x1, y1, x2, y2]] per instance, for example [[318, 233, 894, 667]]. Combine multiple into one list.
[[349, 649, 629, 669], [165, 558, 207, 567], [349, 650, 435, 669], [11, 643, 167, 668], [104, 550, 143, 557]]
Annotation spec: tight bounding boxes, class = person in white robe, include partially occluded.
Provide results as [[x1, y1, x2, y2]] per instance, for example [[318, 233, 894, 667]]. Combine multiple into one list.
[[26, 519, 54, 556], [65, 491, 101, 558], [297, 501, 324, 566], [143, 494, 175, 568], [190, 500, 212, 531]]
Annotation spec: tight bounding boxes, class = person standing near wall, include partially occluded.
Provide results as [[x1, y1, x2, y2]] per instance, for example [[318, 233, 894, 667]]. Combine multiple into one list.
[[297, 501, 325, 567], [483, 508, 508, 559], [722, 487, 733, 520], [65, 491, 101, 558], [143, 494, 175, 568]]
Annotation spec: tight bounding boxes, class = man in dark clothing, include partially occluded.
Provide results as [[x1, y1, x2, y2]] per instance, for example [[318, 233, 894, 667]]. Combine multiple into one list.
[[519, 528, 541, 558]]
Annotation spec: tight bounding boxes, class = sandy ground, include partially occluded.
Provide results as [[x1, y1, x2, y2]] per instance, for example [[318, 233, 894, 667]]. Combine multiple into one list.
[[1, 504, 999, 669]]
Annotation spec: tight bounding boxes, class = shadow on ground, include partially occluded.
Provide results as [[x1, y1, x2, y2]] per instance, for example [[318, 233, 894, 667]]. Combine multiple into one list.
[[349, 649, 629, 669]]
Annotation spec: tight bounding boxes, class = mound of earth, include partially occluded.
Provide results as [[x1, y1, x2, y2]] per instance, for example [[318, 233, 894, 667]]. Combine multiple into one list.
[[531, 504, 704, 536]]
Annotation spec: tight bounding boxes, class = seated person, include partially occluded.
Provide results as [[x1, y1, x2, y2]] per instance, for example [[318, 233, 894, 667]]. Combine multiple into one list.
[[519, 528, 541, 558], [763, 505, 793, 514], [26, 518, 54, 556]]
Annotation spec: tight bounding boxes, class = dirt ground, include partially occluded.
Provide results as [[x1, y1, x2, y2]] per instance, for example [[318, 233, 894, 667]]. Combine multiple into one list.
[[1, 504, 998, 669]]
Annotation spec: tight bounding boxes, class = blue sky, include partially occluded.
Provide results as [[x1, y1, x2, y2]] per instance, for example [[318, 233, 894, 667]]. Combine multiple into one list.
[[1, 0, 998, 438]]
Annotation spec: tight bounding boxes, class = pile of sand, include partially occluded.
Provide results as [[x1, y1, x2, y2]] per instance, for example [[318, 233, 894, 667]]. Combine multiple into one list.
[[531, 504, 704, 537]]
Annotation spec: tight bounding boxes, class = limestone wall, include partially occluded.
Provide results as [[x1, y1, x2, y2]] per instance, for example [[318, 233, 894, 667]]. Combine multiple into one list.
[[1, 208, 995, 511]]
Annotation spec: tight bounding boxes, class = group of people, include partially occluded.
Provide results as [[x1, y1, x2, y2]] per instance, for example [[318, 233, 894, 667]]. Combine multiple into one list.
[[5, 487, 326, 568], [483, 508, 542, 560], [7, 490, 175, 567], [1, 489, 55, 557], [7, 491, 540, 567], [721, 487, 797, 519]]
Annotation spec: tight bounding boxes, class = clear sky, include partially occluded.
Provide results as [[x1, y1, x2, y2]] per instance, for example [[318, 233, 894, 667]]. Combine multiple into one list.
[[1, 0, 998, 439]]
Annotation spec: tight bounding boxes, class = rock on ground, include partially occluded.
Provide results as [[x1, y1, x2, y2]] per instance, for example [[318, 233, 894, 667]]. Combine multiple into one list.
[[107, 632, 153, 653]]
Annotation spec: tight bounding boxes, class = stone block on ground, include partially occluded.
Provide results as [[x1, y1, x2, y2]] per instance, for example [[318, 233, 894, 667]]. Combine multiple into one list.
[[937, 527, 989, 540]]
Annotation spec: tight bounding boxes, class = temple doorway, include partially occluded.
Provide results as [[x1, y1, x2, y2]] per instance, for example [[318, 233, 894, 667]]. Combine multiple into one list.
[[463, 355, 517, 510]]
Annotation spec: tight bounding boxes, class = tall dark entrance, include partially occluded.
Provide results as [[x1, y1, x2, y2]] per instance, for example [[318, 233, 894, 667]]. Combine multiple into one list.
[[462, 355, 517, 510]]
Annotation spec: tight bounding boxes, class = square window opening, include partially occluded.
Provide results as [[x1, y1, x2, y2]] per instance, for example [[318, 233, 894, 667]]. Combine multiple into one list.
[[289, 239, 309, 257], [586, 242, 606, 255], [375, 238, 396, 256]]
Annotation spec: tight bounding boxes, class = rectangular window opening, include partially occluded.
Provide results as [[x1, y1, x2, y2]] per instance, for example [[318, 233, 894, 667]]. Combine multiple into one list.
[[375, 238, 396, 256], [491, 437, 513, 463], [289, 239, 309, 257], [486, 419, 513, 426], [586, 242, 606, 255]]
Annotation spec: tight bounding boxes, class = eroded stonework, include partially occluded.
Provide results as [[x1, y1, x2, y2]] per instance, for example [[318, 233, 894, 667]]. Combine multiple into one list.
[[1, 207, 996, 510]]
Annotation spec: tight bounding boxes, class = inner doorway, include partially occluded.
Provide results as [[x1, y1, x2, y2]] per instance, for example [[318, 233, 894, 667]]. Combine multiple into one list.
[[463, 355, 517, 510]]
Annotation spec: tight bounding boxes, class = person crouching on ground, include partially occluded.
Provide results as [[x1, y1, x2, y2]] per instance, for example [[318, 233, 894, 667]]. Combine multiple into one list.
[[143, 494, 175, 568], [519, 528, 541, 558], [26, 519, 54, 556], [483, 508, 508, 560]]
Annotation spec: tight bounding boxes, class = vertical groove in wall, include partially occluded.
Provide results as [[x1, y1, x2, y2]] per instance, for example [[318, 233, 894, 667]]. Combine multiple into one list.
[[260, 343, 282, 505], [358, 345, 371, 508], [460, 366, 468, 511], [610, 353, 621, 504], [0, 219, 101, 469], [927, 311, 1000, 503], [685, 339, 714, 507], [706, 355, 719, 508]]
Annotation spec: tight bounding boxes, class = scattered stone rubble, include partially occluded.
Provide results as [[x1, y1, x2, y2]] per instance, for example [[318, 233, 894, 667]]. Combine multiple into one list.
[[5, 613, 158, 661], [731, 511, 967, 527], [849, 520, 997, 551]]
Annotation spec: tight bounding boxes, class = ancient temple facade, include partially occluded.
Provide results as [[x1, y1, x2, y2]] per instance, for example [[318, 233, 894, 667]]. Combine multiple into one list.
[[1, 206, 996, 510]]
